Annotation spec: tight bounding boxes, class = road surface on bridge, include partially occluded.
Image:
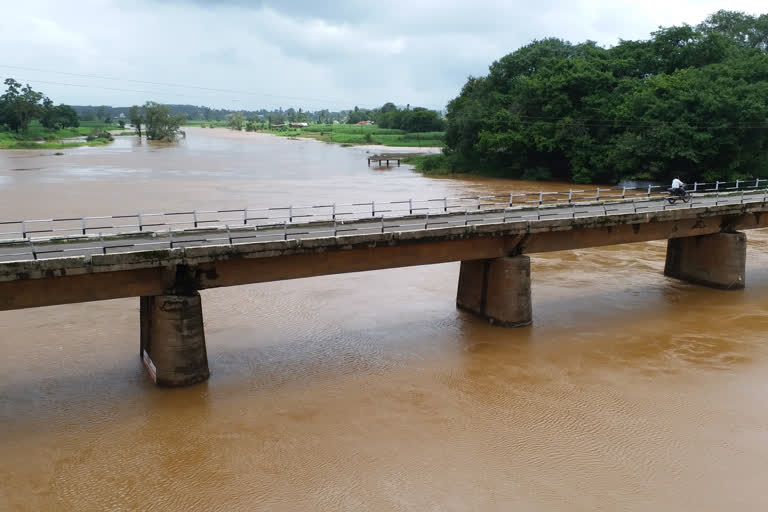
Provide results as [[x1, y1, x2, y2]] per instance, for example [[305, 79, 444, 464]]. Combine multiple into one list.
[[0, 190, 763, 262]]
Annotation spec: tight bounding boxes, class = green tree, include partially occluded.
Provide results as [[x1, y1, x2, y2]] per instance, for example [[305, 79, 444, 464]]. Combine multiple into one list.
[[227, 112, 245, 130], [95, 106, 107, 123], [380, 102, 397, 113], [0, 79, 45, 133], [443, 12, 768, 184], [143, 102, 186, 141], [40, 101, 79, 129], [129, 105, 143, 138], [268, 112, 284, 128]]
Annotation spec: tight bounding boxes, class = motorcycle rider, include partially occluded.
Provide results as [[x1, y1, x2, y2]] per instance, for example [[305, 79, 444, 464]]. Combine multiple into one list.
[[671, 177, 686, 197]]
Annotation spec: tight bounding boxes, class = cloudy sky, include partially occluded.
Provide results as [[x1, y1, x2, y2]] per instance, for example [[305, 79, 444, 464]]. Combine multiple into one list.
[[1, 0, 766, 111]]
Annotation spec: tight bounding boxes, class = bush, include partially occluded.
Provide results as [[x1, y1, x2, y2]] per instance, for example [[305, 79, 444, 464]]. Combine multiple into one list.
[[85, 129, 114, 142]]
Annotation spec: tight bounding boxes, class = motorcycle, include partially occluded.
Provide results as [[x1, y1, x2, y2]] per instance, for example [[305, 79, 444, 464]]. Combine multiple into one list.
[[667, 187, 691, 205]]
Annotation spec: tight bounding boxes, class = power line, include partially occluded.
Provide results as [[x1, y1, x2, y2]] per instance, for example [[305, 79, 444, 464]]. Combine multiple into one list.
[[0, 64, 442, 110]]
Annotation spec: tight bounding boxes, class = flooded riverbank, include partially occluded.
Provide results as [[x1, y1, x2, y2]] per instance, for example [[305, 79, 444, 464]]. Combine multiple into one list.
[[2, 127, 768, 511]]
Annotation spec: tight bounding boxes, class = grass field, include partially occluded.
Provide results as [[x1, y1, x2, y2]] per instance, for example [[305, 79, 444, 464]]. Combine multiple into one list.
[[268, 124, 444, 147], [0, 120, 123, 149], [184, 120, 229, 128]]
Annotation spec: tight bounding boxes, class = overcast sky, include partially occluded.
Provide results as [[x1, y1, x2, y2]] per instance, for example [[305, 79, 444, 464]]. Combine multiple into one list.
[[1, 0, 766, 111]]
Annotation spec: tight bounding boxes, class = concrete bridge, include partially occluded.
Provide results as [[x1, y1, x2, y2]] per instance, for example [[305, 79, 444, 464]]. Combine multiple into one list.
[[1, 187, 767, 387]]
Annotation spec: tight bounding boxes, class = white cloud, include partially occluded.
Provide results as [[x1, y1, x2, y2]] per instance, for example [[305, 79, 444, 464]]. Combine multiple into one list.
[[0, 0, 765, 111]]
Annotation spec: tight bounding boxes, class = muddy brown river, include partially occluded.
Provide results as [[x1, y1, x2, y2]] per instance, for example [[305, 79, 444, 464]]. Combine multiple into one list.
[[2, 128, 768, 511]]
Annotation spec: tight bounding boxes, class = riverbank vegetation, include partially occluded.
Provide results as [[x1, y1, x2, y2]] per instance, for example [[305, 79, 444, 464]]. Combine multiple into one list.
[[0, 78, 101, 149], [437, 10, 768, 184], [271, 124, 444, 147], [127, 102, 186, 141]]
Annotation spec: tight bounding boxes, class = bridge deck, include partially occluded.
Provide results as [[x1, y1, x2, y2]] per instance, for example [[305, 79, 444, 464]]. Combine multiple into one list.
[[0, 190, 763, 263], [1, 190, 767, 311]]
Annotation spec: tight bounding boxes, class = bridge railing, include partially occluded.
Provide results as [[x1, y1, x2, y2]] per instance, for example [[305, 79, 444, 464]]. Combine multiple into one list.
[[0, 180, 766, 245], [2, 186, 768, 262]]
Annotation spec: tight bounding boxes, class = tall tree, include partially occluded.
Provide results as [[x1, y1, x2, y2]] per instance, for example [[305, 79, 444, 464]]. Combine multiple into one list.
[[143, 102, 186, 141], [0, 79, 44, 133], [227, 112, 245, 130], [129, 105, 143, 138]]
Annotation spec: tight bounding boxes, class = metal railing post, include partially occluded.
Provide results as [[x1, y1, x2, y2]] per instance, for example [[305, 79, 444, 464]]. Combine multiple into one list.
[[243, 208, 248, 225], [138, 213, 143, 232], [444, 197, 448, 212], [21, 220, 27, 238], [409, 199, 413, 215], [227, 225, 232, 245], [508, 193, 513, 207], [283, 221, 288, 240], [568, 189, 573, 203], [81, 217, 87, 235], [621, 186, 626, 199], [168, 228, 174, 248], [332, 203, 336, 220], [28, 238, 36, 260], [693, 182, 698, 192], [538, 192, 543, 205], [193, 210, 198, 228], [372, 201, 376, 217], [647, 184, 652, 197], [99, 233, 106, 255], [288, 205, 293, 223]]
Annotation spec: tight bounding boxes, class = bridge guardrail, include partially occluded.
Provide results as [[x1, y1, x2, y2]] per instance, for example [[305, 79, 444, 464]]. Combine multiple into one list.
[[0, 179, 765, 243], [1, 187, 767, 262]]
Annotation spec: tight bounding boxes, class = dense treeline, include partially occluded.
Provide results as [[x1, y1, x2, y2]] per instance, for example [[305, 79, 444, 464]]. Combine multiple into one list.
[[0, 79, 79, 133], [442, 10, 768, 183], [345, 103, 445, 131]]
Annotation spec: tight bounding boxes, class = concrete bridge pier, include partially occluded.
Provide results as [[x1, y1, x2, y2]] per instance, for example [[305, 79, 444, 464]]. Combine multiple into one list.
[[456, 255, 532, 327], [139, 292, 210, 386], [664, 231, 746, 289]]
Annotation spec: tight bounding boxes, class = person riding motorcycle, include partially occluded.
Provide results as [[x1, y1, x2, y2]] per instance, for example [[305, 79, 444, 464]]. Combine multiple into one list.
[[670, 177, 686, 197]]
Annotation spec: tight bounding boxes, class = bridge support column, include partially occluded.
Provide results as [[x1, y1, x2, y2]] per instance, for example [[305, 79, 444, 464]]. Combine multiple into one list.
[[457, 256, 532, 327], [664, 231, 746, 289], [139, 292, 210, 386]]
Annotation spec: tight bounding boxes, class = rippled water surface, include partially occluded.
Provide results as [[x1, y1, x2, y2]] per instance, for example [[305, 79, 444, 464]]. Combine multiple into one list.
[[2, 129, 768, 511]]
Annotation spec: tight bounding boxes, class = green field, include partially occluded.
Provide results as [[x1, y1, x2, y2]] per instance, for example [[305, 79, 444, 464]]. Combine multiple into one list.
[[268, 124, 444, 147], [0, 120, 124, 149], [184, 120, 229, 128]]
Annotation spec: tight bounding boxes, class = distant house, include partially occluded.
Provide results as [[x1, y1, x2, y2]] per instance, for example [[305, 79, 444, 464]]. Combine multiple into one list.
[[289, 122, 309, 128], [355, 120, 374, 125]]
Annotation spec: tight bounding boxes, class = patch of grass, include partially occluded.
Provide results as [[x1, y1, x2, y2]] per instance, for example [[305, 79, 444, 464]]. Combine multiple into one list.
[[184, 120, 228, 127], [0, 120, 120, 149], [266, 123, 444, 147]]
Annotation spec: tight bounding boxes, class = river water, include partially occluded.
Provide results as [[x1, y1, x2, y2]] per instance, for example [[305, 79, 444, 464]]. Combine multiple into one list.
[[2, 128, 768, 511]]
